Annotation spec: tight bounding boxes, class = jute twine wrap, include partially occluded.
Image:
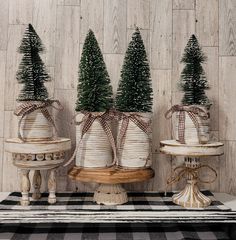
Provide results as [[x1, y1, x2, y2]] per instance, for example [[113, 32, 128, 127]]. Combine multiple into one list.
[[117, 112, 152, 168], [165, 105, 210, 144], [64, 111, 116, 168], [167, 164, 217, 186], [14, 100, 63, 142]]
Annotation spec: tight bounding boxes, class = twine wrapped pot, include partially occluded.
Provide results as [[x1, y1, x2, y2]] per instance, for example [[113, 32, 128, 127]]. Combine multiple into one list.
[[117, 112, 152, 168], [18, 101, 53, 142], [174, 105, 210, 144], [75, 112, 113, 168]]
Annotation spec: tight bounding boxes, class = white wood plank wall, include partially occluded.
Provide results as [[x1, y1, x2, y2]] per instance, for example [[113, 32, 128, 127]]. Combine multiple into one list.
[[0, 0, 235, 195]]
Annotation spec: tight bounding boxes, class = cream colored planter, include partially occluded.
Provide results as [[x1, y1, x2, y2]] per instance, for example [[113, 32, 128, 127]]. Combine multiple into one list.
[[18, 101, 53, 142], [175, 105, 210, 144], [75, 112, 113, 168], [117, 112, 152, 168]]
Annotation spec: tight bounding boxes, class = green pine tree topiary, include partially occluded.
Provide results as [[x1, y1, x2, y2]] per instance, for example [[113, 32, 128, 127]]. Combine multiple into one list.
[[116, 28, 152, 112], [179, 34, 210, 105], [76, 30, 113, 112], [17, 24, 50, 101]]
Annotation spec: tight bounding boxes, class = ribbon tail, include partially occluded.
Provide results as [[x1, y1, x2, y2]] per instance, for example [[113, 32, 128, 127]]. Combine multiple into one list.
[[63, 115, 95, 167], [178, 111, 185, 144], [117, 117, 129, 166], [99, 119, 117, 166]]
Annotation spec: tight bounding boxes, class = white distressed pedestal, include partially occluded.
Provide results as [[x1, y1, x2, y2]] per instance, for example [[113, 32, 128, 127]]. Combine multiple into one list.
[[160, 140, 224, 208], [5, 138, 71, 206]]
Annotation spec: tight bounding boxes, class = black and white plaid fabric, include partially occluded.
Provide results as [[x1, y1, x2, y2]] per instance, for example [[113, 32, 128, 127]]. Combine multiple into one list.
[[0, 223, 232, 240], [0, 191, 230, 211]]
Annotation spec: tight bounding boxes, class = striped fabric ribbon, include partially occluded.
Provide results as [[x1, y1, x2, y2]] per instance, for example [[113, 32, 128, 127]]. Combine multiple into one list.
[[165, 105, 209, 144], [64, 111, 117, 167], [117, 112, 152, 168], [14, 100, 63, 141]]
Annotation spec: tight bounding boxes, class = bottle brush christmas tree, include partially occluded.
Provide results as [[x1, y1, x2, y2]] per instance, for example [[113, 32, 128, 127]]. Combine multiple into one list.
[[17, 24, 50, 101], [76, 30, 113, 112], [179, 34, 210, 105], [116, 28, 152, 112]]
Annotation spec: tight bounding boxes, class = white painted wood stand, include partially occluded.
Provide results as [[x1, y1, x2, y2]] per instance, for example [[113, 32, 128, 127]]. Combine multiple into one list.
[[68, 166, 154, 205], [160, 140, 224, 208], [5, 138, 71, 206]]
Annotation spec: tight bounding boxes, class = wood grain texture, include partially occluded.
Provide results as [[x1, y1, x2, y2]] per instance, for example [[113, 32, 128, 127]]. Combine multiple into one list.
[[152, 70, 172, 153], [33, 0, 57, 66], [196, 0, 218, 47], [0, 1, 8, 50], [9, 0, 32, 24], [150, 0, 172, 69], [55, 5, 80, 89], [202, 47, 219, 131], [64, 0, 80, 5], [1, 0, 236, 195], [219, 0, 236, 55], [104, 54, 124, 97], [104, 0, 127, 53], [4, 25, 25, 111], [220, 141, 236, 194], [219, 57, 236, 140], [172, 10, 195, 102], [68, 166, 154, 184], [173, 0, 195, 9], [80, 0, 103, 44], [127, 0, 149, 29]]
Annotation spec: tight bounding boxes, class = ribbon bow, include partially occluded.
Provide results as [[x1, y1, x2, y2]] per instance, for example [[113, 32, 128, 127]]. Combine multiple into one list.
[[14, 100, 63, 141], [166, 164, 217, 189], [64, 111, 116, 167], [165, 105, 209, 144], [117, 112, 152, 168]]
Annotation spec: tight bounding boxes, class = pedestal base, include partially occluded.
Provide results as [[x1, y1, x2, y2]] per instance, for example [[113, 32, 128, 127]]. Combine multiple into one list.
[[172, 180, 211, 208], [94, 184, 128, 205]]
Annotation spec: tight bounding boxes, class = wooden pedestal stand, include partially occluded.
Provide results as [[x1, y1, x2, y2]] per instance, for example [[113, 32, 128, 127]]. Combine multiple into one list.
[[5, 138, 71, 206], [160, 140, 224, 208], [68, 167, 154, 205]]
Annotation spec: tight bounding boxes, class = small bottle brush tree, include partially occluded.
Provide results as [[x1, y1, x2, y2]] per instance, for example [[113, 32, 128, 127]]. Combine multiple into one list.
[[76, 30, 113, 112], [17, 24, 50, 101], [179, 34, 210, 106], [116, 28, 153, 112]]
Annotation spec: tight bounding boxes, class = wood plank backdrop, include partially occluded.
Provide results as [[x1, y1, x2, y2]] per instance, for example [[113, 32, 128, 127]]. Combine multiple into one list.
[[0, 0, 236, 195]]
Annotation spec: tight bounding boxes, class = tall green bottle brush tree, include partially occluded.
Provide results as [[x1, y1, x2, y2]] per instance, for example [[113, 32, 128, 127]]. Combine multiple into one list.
[[76, 30, 113, 112], [17, 24, 50, 101], [179, 34, 210, 106], [116, 28, 153, 112]]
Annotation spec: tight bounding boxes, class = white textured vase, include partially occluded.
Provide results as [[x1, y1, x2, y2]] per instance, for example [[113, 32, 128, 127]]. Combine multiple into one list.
[[175, 105, 210, 144], [117, 112, 152, 168], [75, 112, 113, 168], [19, 102, 53, 141]]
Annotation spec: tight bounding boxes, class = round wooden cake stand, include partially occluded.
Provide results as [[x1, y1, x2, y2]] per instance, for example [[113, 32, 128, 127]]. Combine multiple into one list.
[[160, 140, 224, 208], [68, 167, 155, 205], [5, 138, 71, 206]]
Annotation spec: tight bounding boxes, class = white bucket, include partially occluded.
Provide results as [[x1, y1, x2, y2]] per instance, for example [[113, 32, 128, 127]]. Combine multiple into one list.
[[75, 112, 113, 168], [117, 112, 152, 168], [19, 101, 53, 141], [175, 105, 210, 144]]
